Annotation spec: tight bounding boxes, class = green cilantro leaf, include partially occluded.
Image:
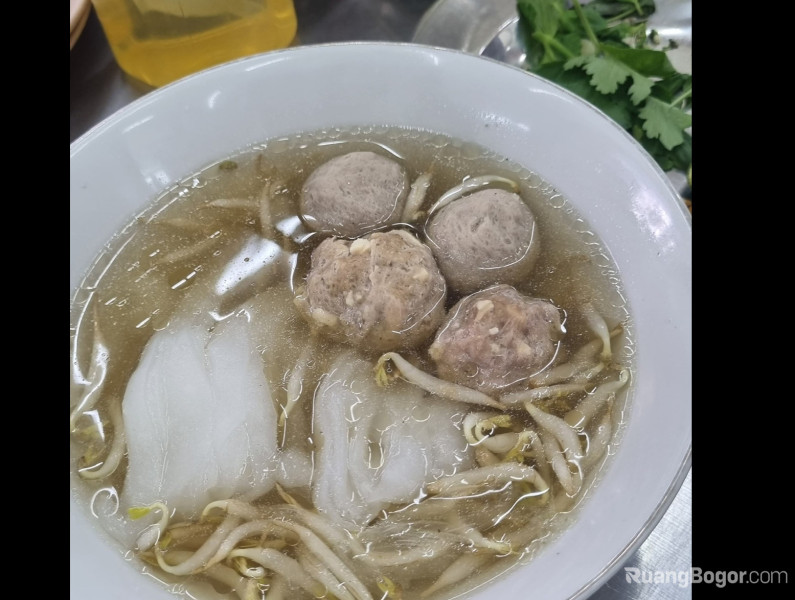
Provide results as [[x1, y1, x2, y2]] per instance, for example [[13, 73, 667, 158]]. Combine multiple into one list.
[[516, 0, 692, 181], [639, 97, 692, 150], [535, 61, 635, 128], [601, 44, 678, 77], [566, 55, 631, 95]]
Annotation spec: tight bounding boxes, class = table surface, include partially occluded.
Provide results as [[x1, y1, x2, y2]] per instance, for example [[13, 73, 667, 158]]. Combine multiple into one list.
[[69, 1, 693, 598]]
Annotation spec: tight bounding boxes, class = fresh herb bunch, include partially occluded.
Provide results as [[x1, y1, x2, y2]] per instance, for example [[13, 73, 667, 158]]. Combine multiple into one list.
[[516, 0, 692, 176]]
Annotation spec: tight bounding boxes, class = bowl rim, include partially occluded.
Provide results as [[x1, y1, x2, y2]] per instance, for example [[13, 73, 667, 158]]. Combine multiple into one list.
[[574, 451, 692, 598], [71, 41, 693, 228]]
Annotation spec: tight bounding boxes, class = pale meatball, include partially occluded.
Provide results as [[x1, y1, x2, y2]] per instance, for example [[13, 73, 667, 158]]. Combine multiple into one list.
[[428, 284, 563, 394], [295, 229, 446, 353], [425, 188, 540, 294], [300, 151, 409, 237]]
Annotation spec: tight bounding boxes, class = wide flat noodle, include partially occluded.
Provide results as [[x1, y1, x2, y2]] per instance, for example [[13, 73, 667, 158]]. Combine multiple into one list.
[[312, 351, 473, 528], [121, 310, 279, 519]]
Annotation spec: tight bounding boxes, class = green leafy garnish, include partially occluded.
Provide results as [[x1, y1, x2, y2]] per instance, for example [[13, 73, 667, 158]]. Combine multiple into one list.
[[516, 0, 692, 176]]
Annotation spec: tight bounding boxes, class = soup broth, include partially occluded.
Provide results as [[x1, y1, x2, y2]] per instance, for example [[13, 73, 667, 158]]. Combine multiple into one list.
[[70, 126, 635, 600]]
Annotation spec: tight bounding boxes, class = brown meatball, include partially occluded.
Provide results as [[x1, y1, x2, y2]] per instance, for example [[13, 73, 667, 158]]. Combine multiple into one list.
[[428, 284, 563, 394], [425, 188, 541, 294], [295, 229, 446, 353], [300, 151, 409, 237]]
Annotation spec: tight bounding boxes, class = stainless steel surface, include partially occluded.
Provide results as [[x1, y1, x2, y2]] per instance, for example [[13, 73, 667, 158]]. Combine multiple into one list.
[[414, 0, 692, 65], [589, 470, 692, 600], [414, 0, 692, 197], [69, 1, 692, 598]]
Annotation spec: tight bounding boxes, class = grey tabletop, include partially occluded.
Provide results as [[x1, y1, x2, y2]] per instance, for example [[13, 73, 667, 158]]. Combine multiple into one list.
[[69, 1, 693, 598]]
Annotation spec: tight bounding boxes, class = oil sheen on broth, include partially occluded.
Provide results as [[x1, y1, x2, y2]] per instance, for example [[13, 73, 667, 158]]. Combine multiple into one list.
[[69, 126, 634, 600]]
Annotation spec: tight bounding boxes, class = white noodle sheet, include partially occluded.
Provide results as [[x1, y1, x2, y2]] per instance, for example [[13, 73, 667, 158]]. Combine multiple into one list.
[[312, 352, 474, 528], [121, 310, 279, 519]]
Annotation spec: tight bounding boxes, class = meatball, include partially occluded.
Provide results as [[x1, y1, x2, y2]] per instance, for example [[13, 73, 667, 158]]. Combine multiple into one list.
[[300, 151, 410, 237], [295, 229, 446, 353], [428, 284, 563, 394], [425, 188, 540, 294]]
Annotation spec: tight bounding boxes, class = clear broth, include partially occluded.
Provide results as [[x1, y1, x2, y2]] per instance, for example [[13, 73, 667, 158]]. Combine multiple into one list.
[[70, 125, 635, 599]]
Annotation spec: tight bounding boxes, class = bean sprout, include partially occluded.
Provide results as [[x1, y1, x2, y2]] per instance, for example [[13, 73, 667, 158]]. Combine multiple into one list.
[[462, 412, 512, 445], [130, 502, 171, 552], [356, 537, 453, 567], [421, 553, 490, 598], [271, 520, 373, 600], [529, 325, 623, 387], [278, 342, 315, 443], [580, 408, 614, 473], [155, 235, 219, 265], [538, 429, 578, 496], [149, 550, 260, 600], [582, 303, 613, 363], [203, 520, 297, 570], [206, 198, 259, 210], [500, 382, 589, 406], [78, 397, 126, 480], [402, 171, 432, 222], [524, 403, 583, 461], [375, 352, 506, 410], [565, 369, 630, 429], [69, 318, 109, 432], [228, 547, 326, 598], [154, 515, 242, 575], [426, 462, 549, 497], [525, 403, 584, 496], [276, 484, 368, 556]]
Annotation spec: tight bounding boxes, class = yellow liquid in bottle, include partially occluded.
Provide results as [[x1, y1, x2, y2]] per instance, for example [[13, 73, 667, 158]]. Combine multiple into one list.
[[92, 0, 298, 88]]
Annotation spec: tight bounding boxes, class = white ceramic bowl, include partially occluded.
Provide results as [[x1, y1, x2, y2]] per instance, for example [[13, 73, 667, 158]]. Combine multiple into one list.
[[70, 42, 692, 600]]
